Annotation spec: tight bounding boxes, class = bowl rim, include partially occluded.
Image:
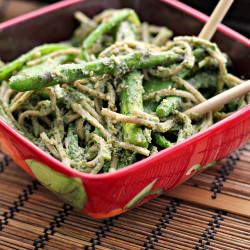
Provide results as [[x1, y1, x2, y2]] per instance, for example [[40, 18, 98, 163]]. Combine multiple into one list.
[[0, 0, 249, 181]]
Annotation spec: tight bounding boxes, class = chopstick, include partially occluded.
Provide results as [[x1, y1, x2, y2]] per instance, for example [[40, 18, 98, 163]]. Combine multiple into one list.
[[199, 0, 234, 40], [185, 0, 248, 116], [185, 80, 250, 115]]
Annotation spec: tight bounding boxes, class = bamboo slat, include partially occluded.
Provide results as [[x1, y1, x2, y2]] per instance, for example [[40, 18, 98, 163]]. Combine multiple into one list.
[[165, 185, 250, 217]]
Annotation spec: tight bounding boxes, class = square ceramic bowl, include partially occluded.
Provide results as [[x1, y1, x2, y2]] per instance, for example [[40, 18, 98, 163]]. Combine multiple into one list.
[[0, 0, 249, 218]]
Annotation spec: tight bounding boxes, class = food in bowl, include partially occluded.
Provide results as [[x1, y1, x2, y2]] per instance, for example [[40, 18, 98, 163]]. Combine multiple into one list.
[[0, 8, 248, 174]]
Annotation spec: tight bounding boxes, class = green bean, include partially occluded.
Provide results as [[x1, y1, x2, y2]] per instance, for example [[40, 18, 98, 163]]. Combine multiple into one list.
[[120, 71, 148, 147], [143, 77, 173, 94], [0, 43, 70, 81], [18, 55, 68, 78], [118, 20, 147, 147], [10, 50, 182, 91], [192, 47, 207, 62], [116, 21, 137, 41], [80, 50, 90, 61], [83, 9, 140, 50], [143, 77, 173, 113], [65, 124, 86, 170], [156, 96, 181, 118], [153, 133, 172, 148]]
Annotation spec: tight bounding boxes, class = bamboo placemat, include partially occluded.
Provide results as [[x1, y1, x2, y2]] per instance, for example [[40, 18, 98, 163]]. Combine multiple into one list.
[[0, 142, 250, 250]]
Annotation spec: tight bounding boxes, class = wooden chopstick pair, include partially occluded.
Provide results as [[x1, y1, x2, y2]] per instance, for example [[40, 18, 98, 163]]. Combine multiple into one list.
[[185, 0, 249, 116]]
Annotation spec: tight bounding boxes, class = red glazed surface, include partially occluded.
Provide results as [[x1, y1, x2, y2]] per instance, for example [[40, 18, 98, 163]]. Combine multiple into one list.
[[0, 0, 249, 218]]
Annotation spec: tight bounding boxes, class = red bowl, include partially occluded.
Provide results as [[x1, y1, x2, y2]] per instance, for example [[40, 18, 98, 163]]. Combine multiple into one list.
[[0, 0, 249, 218]]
